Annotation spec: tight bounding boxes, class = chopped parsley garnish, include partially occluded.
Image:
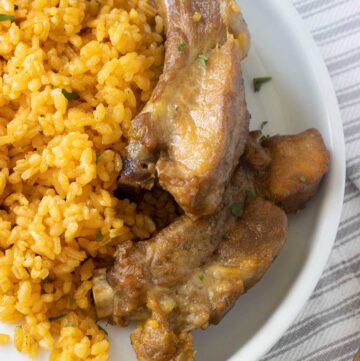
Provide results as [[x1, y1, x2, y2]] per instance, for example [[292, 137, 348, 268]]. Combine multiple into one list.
[[198, 273, 204, 281], [42, 276, 51, 283], [253, 77, 272, 92], [177, 41, 185, 52], [96, 232, 104, 242], [260, 121, 268, 130], [299, 175, 307, 183], [198, 54, 208, 68], [246, 190, 256, 199], [259, 134, 270, 144], [97, 322, 108, 336], [66, 322, 75, 327], [231, 203, 242, 218], [49, 311, 68, 322], [62, 88, 80, 101], [0, 14, 14, 21], [96, 152, 101, 163]]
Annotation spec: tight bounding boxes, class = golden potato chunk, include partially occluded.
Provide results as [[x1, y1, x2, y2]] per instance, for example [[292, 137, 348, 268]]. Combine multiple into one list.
[[264, 129, 330, 213]]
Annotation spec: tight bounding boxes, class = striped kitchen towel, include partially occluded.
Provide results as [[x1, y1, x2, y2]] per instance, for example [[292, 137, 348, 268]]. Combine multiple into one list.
[[262, 1, 360, 360]]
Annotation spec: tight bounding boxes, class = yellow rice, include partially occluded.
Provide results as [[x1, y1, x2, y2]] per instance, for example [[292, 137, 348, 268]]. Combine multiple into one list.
[[0, 0, 164, 359]]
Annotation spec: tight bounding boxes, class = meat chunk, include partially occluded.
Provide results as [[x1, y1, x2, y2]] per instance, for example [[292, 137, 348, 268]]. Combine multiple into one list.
[[120, 0, 250, 219], [155, 40, 249, 218], [153, 0, 250, 96], [92, 268, 115, 319], [103, 166, 253, 325], [92, 128, 329, 360], [131, 322, 194, 361], [129, 198, 287, 361], [242, 129, 330, 212], [261, 129, 330, 212], [243, 130, 271, 172]]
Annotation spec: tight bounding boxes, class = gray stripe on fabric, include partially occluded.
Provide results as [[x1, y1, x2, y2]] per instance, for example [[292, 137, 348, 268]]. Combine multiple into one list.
[[336, 81, 360, 94], [345, 193, 360, 204], [337, 86, 360, 105], [262, 318, 360, 361], [344, 117, 360, 128], [331, 63, 360, 78], [338, 351, 359, 361], [340, 98, 360, 110], [344, 185, 359, 201], [296, 332, 360, 361], [316, 255, 360, 288], [325, 46, 360, 62], [286, 293, 360, 336], [339, 211, 360, 227], [334, 230, 360, 250], [324, 253, 360, 279], [313, 14, 360, 35], [320, 27, 360, 46], [353, 173, 360, 182], [287, 292, 360, 331], [344, 180, 359, 196], [297, 0, 348, 15], [324, 253, 360, 276], [304, 334, 360, 361], [347, 161, 360, 178], [303, 0, 353, 19], [327, 50, 360, 73], [345, 188, 359, 201], [263, 303, 360, 360], [344, 123, 360, 139], [294, 0, 313, 7], [335, 215, 360, 241], [346, 134, 360, 145], [310, 265, 359, 299]]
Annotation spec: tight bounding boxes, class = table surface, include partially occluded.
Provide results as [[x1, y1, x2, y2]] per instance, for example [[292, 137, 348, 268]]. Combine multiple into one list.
[[262, 1, 360, 361]]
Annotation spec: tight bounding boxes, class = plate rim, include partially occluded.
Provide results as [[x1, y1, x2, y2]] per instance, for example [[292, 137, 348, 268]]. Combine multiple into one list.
[[229, 1, 346, 360]]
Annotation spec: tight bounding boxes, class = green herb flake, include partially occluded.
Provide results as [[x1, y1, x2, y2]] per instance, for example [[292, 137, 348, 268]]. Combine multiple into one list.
[[62, 88, 80, 101], [0, 14, 14, 21], [259, 134, 270, 145], [198, 273, 204, 281], [246, 190, 256, 199], [96, 152, 101, 163], [177, 41, 185, 52], [66, 322, 75, 327], [253, 77, 272, 92], [96, 322, 108, 336], [96, 232, 104, 242], [231, 203, 242, 218], [260, 121, 268, 130], [42, 276, 51, 284], [299, 175, 307, 183], [49, 311, 68, 322], [198, 54, 208, 68]]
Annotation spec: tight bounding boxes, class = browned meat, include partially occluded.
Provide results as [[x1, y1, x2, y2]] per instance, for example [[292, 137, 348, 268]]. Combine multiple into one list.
[[120, 0, 250, 219], [243, 130, 271, 172], [243, 129, 330, 212], [104, 166, 253, 325], [262, 129, 330, 212], [154, 0, 250, 96], [92, 128, 330, 360], [129, 198, 287, 361], [131, 322, 194, 361]]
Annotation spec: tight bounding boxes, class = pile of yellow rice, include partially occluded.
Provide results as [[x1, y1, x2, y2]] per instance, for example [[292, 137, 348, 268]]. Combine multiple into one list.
[[0, 0, 164, 359]]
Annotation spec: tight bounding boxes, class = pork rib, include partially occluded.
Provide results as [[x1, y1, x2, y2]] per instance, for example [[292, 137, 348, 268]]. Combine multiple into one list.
[[120, 0, 250, 219]]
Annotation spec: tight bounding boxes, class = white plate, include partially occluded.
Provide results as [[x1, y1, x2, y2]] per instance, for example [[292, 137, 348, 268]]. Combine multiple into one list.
[[0, 0, 345, 360]]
